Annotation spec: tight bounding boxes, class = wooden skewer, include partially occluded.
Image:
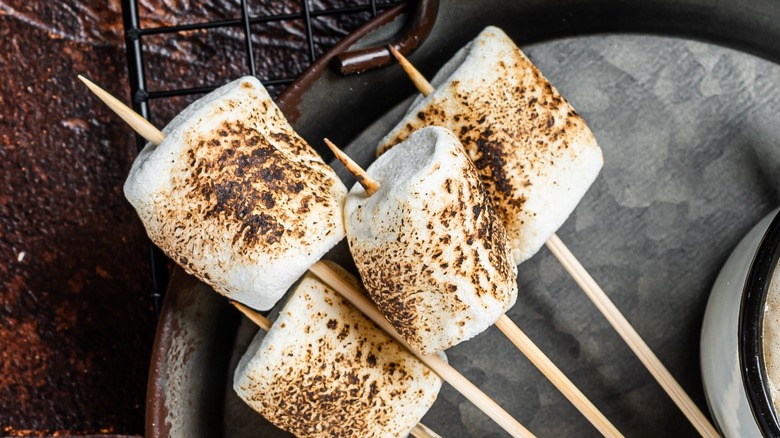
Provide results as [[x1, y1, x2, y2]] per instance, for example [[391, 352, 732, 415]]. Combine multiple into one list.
[[388, 49, 720, 438], [231, 301, 442, 438], [545, 236, 719, 438], [232, 301, 272, 331], [78, 75, 165, 145], [308, 261, 534, 438], [324, 138, 379, 196], [387, 45, 435, 96], [327, 139, 622, 438], [410, 422, 444, 438], [81, 77, 533, 438]]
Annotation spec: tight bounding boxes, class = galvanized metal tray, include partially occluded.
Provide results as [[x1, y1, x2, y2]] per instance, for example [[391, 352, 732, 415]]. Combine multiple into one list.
[[148, 0, 780, 436]]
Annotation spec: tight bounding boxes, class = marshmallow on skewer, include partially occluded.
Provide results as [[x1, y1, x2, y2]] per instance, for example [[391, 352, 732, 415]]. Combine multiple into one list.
[[235, 262, 443, 438], [346, 126, 518, 355], [378, 26, 603, 265], [337, 128, 622, 437], [385, 35, 720, 438], [79, 74, 542, 438], [124, 76, 347, 310]]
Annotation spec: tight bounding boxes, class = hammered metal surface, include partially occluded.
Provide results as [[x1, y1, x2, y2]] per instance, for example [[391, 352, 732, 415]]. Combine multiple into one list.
[[142, 2, 780, 437], [331, 33, 780, 437]]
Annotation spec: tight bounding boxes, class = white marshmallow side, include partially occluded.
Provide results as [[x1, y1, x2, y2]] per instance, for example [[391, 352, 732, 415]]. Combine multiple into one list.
[[124, 76, 347, 310], [347, 126, 518, 355], [378, 26, 603, 264], [234, 265, 442, 438]]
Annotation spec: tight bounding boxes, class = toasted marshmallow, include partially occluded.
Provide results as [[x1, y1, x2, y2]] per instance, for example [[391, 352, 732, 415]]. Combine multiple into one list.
[[234, 264, 442, 438], [124, 76, 347, 310], [378, 26, 603, 264], [346, 127, 517, 355]]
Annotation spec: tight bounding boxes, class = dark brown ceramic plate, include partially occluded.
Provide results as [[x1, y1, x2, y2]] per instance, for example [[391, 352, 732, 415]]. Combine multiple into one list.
[[147, 0, 780, 436]]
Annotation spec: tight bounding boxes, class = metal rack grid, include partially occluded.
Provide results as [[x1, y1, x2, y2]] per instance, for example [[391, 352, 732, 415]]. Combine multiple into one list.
[[120, 0, 406, 315]]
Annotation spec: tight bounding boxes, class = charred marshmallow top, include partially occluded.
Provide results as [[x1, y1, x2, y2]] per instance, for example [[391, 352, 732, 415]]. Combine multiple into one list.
[[124, 76, 347, 310], [347, 126, 517, 355], [378, 26, 603, 264], [234, 264, 442, 438]]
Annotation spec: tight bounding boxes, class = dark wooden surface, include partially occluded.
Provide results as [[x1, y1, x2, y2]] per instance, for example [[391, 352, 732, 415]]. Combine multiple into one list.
[[0, 1, 389, 435], [1, 2, 153, 434]]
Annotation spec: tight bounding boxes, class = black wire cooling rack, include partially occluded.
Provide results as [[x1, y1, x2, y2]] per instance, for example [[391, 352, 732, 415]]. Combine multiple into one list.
[[120, 0, 406, 315]]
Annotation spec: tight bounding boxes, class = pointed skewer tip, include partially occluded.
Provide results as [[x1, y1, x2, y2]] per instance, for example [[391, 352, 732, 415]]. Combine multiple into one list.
[[323, 138, 380, 196], [77, 74, 165, 146], [387, 43, 402, 60], [385, 46, 434, 97], [77, 74, 101, 92]]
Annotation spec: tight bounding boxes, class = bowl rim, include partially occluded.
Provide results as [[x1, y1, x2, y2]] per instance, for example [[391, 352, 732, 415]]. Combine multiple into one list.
[[740, 209, 780, 436], [144, 0, 780, 433]]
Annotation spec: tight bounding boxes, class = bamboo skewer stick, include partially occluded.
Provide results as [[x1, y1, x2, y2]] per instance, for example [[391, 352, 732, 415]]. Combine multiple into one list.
[[232, 301, 273, 331], [544, 235, 718, 437], [493, 315, 619, 436], [78, 75, 165, 145], [80, 76, 533, 438], [324, 138, 379, 196], [387, 48, 719, 438], [409, 422, 444, 438], [231, 301, 442, 438], [388, 45, 435, 96], [327, 139, 622, 438], [307, 261, 533, 438]]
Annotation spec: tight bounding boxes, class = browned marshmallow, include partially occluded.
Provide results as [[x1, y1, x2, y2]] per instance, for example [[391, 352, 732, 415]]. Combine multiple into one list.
[[346, 126, 518, 355], [234, 264, 442, 437], [378, 26, 603, 264], [124, 77, 347, 310]]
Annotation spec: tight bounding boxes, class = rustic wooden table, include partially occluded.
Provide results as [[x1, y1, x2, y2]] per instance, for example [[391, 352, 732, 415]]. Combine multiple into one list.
[[0, 1, 390, 434]]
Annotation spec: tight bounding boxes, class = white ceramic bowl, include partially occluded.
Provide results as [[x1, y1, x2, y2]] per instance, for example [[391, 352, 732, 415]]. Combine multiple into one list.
[[701, 208, 780, 437]]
